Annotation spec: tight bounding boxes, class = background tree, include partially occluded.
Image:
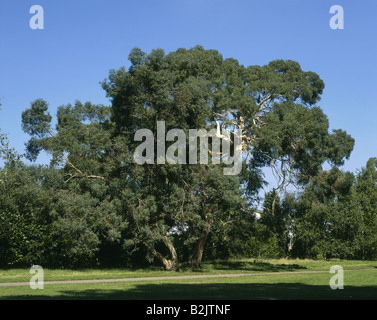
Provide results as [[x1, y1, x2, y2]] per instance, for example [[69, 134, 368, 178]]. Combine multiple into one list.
[[290, 167, 363, 259], [0, 163, 56, 267], [242, 189, 295, 259], [21, 99, 129, 267], [353, 158, 377, 259], [1, 99, 21, 166]]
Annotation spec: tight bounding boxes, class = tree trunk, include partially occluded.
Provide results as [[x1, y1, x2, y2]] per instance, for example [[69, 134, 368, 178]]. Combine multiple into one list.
[[151, 236, 180, 271], [152, 248, 180, 271], [189, 221, 212, 268], [163, 236, 180, 271], [161, 258, 179, 271]]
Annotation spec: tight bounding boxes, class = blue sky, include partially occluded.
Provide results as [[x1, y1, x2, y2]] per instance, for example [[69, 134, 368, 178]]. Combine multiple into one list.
[[1, 0, 377, 179]]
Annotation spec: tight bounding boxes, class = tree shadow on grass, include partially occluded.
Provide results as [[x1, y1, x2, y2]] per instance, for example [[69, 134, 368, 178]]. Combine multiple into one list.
[[3, 282, 376, 300], [196, 260, 307, 273]]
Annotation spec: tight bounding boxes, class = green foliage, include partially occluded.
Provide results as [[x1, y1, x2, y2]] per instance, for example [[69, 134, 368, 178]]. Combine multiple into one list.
[[102, 46, 250, 269], [0, 165, 54, 267], [290, 163, 377, 260], [353, 158, 377, 259], [242, 190, 294, 259], [0, 133, 19, 165], [22, 99, 52, 138], [0, 104, 21, 167], [1, 46, 370, 269], [49, 189, 127, 268], [243, 225, 282, 259]]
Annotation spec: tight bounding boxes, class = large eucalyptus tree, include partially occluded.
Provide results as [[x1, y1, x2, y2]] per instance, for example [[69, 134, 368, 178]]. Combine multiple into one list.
[[21, 46, 354, 269]]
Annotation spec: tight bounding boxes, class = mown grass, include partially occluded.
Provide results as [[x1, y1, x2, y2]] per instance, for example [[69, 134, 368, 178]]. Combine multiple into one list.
[[1, 258, 374, 283], [0, 259, 376, 300]]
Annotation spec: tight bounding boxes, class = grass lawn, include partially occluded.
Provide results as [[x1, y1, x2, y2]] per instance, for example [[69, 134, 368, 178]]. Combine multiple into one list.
[[0, 259, 376, 300]]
